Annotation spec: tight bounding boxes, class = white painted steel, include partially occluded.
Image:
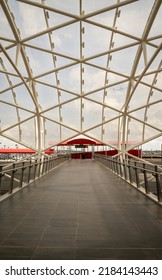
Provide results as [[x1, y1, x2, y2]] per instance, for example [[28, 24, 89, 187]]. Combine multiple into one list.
[[0, 0, 161, 160]]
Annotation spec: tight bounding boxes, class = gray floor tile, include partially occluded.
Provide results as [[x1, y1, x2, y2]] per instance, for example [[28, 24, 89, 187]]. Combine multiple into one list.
[[32, 248, 75, 260], [0, 159, 162, 260], [0, 246, 35, 260], [76, 248, 158, 260]]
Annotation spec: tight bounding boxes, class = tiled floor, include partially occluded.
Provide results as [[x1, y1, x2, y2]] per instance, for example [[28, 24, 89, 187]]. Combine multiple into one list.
[[0, 159, 162, 260]]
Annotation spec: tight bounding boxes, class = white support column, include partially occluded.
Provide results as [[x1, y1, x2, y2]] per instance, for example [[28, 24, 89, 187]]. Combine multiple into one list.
[[142, 41, 148, 67], [15, 43, 21, 67], [79, 0, 86, 134]]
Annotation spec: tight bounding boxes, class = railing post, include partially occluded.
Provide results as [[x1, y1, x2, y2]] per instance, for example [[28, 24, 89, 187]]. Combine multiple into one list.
[[110, 158, 112, 170], [20, 162, 26, 187], [117, 159, 120, 175], [112, 159, 115, 172], [142, 163, 149, 194], [48, 158, 50, 172], [51, 158, 54, 169], [114, 159, 118, 174], [54, 157, 56, 168], [113, 159, 116, 172], [134, 161, 139, 188], [51, 158, 53, 170], [50, 158, 52, 171], [119, 158, 123, 177], [111, 159, 114, 172], [123, 160, 127, 180], [46, 158, 48, 173], [128, 160, 132, 183], [107, 157, 108, 167], [0, 166, 3, 195], [33, 159, 38, 180], [28, 160, 32, 183], [115, 159, 118, 174], [111, 158, 113, 171], [43, 158, 46, 175], [41, 158, 44, 175], [44, 158, 47, 174], [38, 158, 42, 177], [108, 158, 111, 170], [107, 157, 110, 169], [103, 157, 106, 167], [46, 158, 49, 173], [110, 159, 112, 171], [153, 165, 162, 202], [10, 163, 17, 194], [107, 158, 110, 169], [48, 158, 51, 171]]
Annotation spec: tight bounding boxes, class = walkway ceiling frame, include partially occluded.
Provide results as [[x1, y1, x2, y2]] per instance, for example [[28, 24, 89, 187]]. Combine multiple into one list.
[[0, 0, 162, 157]]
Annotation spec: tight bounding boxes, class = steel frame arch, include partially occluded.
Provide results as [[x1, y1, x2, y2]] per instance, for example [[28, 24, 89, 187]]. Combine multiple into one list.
[[0, 0, 161, 162]]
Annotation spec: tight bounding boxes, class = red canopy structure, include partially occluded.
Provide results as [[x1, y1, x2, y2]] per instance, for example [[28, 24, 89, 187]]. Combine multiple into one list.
[[0, 148, 53, 154], [59, 138, 103, 146]]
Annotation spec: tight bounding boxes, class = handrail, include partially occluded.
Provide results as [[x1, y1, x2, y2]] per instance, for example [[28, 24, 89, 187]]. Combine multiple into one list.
[[94, 154, 162, 204], [0, 155, 69, 200]]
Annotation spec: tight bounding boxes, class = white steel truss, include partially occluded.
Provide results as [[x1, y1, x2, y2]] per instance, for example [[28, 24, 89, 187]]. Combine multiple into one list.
[[0, 0, 162, 159]]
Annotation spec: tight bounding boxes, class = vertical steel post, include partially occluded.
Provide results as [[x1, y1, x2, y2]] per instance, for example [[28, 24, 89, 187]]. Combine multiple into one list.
[[154, 165, 162, 202], [10, 163, 16, 194], [38, 158, 42, 177], [134, 161, 139, 187], [115, 159, 118, 174], [28, 160, 32, 183], [45, 158, 47, 174], [44, 158, 47, 174], [52, 158, 55, 169], [20, 162, 25, 187], [33, 159, 38, 180], [142, 163, 149, 194], [0, 166, 3, 195], [128, 160, 132, 183], [49, 158, 51, 171], [111, 158, 113, 170], [112, 159, 115, 172], [41, 158, 44, 175], [119, 158, 123, 177], [123, 160, 127, 180], [46, 158, 49, 173]]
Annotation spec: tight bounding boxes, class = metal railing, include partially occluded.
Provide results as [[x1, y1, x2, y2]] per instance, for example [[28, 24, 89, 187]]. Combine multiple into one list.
[[94, 154, 162, 204], [0, 155, 69, 199]]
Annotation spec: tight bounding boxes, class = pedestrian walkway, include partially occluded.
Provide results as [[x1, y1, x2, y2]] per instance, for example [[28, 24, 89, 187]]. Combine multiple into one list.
[[0, 159, 162, 260]]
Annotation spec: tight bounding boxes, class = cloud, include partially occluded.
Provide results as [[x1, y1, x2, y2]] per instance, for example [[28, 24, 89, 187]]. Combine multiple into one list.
[[0, 6, 15, 39], [17, 2, 46, 37], [1, 0, 161, 149], [117, 0, 154, 37], [83, 68, 106, 92]]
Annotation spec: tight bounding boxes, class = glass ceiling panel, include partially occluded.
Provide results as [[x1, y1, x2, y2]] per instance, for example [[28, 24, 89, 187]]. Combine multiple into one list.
[[0, 0, 161, 153], [46, 0, 80, 15], [117, 0, 153, 37], [82, 0, 117, 14], [0, 5, 15, 39], [12, 2, 47, 38]]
